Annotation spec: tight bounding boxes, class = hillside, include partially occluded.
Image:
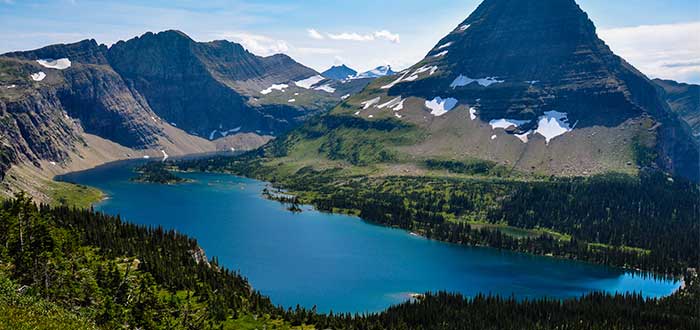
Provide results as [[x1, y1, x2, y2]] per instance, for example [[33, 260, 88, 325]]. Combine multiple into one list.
[[0, 30, 370, 202], [1, 194, 697, 330], [654, 79, 700, 140], [267, 0, 699, 182]]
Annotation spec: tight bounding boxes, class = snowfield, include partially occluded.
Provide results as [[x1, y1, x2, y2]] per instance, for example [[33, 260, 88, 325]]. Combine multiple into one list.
[[315, 84, 336, 93], [30, 72, 46, 81], [425, 97, 458, 116], [361, 97, 381, 110], [37, 58, 71, 70], [261, 84, 288, 95], [437, 42, 453, 50], [294, 75, 325, 89], [489, 118, 529, 130], [377, 97, 403, 110], [535, 111, 576, 144], [450, 75, 504, 88], [432, 50, 448, 58]]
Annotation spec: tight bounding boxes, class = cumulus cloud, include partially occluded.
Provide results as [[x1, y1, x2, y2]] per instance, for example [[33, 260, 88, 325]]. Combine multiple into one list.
[[307, 29, 324, 40], [216, 32, 289, 56], [599, 21, 700, 83], [312, 29, 401, 43]]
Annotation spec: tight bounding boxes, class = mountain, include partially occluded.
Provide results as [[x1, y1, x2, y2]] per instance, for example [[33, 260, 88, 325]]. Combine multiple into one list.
[[654, 79, 700, 140], [322, 64, 358, 80], [0, 30, 360, 200], [354, 65, 396, 79], [272, 0, 700, 182]]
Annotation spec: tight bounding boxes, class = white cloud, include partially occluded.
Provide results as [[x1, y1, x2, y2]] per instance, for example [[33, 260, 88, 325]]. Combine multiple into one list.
[[599, 21, 700, 83], [373, 30, 400, 43], [327, 32, 375, 42], [322, 30, 401, 43], [307, 29, 324, 40], [216, 32, 289, 56]]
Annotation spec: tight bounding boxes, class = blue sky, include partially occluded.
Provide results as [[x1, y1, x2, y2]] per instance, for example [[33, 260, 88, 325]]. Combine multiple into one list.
[[1, 0, 699, 83]]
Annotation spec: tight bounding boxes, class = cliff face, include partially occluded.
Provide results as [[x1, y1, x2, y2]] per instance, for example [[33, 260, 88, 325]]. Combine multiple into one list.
[[107, 30, 329, 138], [0, 30, 364, 187]]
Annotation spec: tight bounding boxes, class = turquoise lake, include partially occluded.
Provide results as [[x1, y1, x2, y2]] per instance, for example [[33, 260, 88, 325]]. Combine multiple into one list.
[[59, 161, 681, 313]]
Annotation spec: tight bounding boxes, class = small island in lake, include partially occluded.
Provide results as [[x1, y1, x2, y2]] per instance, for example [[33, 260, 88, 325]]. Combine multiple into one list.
[[131, 162, 192, 184]]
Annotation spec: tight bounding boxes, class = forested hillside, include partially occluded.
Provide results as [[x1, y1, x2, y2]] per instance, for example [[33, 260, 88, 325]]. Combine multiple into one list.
[[0, 194, 698, 329]]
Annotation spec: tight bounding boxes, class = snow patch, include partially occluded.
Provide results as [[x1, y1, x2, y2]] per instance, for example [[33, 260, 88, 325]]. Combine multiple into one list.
[[450, 75, 504, 88], [4, 85, 17, 89], [288, 99, 296, 103], [394, 113, 403, 119], [425, 97, 458, 116], [294, 75, 325, 89], [381, 71, 410, 89], [30, 72, 46, 81], [209, 130, 219, 140], [515, 132, 531, 143], [489, 119, 529, 130], [161, 150, 169, 162], [360, 97, 381, 110], [341, 94, 351, 100], [377, 97, 402, 109], [143, 155, 150, 159], [261, 84, 288, 95], [535, 111, 576, 144], [459, 24, 471, 31], [314, 84, 336, 93], [491, 135, 497, 140], [49, 161, 57, 166], [437, 42, 453, 50], [469, 107, 477, 120], [432, 50, 448, 58], [36, 58, 71, 70], [393, 100, 405, 111]]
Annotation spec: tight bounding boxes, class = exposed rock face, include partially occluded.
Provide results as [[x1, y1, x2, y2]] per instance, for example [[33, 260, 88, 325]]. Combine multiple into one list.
[[330, 0, 700, 181], [654, 79, 700, 139], [107, 30, 326, 138], [0, 30, 366, 184]]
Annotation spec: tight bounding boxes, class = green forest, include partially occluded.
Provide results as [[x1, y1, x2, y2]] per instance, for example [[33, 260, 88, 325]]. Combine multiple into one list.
[[0, 194, 698, 329], [178, 155, 700, 277]]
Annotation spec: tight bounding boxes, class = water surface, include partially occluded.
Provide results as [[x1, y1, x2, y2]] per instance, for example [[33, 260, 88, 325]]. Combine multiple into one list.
[[60, 161, 680, 313]]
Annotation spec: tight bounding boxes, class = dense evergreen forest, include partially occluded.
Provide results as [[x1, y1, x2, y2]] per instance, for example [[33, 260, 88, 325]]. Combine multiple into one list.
[[0, 194, 698, 329], [131, 162, 191, 184], [178, 156, 700, 276]]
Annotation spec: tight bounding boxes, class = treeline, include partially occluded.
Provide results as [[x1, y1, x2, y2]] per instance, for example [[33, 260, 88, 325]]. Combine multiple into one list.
[[131, 162, 190, 184], [178, 157, 700, 276], [0, 194, 281, 329], [0, 194, 698, 329]]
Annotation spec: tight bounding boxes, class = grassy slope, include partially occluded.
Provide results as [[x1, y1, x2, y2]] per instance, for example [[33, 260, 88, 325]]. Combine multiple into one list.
[[43, 180, 104, 209]]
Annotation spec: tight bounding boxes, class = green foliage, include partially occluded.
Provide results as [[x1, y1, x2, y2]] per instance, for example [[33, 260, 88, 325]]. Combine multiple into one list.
[[131, 162, 191, 184], [424, 159, 510, 177]]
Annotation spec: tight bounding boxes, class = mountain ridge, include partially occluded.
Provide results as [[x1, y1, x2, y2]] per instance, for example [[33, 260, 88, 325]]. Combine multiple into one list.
[[269, 0, 700, 182]]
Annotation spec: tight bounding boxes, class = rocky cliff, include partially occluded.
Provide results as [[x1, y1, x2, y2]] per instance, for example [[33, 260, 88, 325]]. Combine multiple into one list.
[[290, 0, 700, 181]]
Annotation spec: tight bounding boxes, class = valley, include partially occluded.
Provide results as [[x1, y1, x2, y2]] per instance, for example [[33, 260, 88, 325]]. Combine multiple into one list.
[[0, 0, 698, 328]]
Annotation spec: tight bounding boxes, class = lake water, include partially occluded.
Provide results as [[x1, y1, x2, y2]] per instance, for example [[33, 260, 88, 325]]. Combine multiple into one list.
[[59, 161, 681, 313]]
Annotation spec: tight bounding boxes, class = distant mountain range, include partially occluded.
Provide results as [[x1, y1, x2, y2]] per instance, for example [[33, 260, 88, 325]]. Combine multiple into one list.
[[271, 0, 700, 182], [0, 0, 698, 201], [0, 30, 373, 199]]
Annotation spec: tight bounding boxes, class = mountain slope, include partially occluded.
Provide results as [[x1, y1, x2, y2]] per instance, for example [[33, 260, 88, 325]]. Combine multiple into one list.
[[654, 79, 700, 140], [278, 0, 699, 181], [0, 30, 363, 200]]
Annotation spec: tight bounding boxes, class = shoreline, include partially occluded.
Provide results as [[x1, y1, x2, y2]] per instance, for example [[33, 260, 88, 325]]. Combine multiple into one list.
[[57, 159, 685, 299]]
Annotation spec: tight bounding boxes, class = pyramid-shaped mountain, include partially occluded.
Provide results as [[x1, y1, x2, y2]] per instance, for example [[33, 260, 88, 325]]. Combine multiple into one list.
[[322, 65, 358, 80], [294, 0, 699, 181]]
